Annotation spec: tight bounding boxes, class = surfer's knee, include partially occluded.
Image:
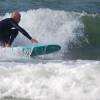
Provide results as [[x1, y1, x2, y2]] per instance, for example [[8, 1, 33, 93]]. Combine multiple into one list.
[[11, 29, 18, 37]]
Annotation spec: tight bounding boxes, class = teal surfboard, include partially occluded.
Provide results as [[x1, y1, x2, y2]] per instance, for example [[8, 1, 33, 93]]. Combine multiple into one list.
[[0, 44, 61, 58], [23, 44, 61, 57]]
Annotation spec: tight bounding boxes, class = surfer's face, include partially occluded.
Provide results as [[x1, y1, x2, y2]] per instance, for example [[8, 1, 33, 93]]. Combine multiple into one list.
[[11, 11, 21, 23], [15, 15, 21, 23]]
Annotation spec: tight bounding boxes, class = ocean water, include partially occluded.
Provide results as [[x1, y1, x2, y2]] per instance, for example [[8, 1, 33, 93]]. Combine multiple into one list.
[[0, 0, 100, 100]]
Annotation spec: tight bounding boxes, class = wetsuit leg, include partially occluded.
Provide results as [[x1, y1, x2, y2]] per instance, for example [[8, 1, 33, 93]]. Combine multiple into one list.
[[0, 29, 18, 46], [8, 29, 18, 45], [0, 32, 11, 46]]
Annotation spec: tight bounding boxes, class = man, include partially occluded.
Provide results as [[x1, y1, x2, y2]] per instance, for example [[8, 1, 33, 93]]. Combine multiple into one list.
[[0, 11, 38, 47]]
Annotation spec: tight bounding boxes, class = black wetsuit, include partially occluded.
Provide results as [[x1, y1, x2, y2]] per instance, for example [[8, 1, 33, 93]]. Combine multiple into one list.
[[0, 18, 32, 46]]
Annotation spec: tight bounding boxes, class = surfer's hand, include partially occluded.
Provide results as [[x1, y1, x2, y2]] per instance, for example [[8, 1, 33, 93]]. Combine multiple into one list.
[[31, 39, 38, 44]]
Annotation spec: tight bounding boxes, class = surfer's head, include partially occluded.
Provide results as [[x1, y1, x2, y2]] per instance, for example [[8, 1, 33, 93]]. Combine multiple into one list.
[[11, 11, 21, 23]]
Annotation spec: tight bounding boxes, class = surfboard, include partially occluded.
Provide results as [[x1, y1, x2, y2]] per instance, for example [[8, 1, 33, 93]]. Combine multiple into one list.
[[23, 44, 61, 57], [0, 44, 61, 58]]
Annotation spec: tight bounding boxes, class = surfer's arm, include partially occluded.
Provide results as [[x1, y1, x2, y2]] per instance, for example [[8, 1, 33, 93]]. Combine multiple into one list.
[[11, 20, 32, 40]]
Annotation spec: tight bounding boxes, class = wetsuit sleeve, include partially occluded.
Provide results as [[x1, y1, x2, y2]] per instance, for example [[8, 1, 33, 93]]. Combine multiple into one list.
[[10, 20, 32, 40]]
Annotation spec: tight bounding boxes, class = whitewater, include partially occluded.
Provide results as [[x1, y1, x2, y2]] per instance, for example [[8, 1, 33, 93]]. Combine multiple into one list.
[[0, 9, 100, 100], [0, 60, 100, 100]]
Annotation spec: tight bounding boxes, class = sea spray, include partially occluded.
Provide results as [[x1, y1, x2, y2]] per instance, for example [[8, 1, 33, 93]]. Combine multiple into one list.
[[0, 9, 84, 47]]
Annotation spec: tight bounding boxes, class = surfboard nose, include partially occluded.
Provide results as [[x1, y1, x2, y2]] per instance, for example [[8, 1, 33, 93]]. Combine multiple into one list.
[[46, 45, 61, 53]]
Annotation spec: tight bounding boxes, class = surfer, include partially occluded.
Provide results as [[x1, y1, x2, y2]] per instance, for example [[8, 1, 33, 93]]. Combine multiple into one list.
[[0, 11, 38, 47]]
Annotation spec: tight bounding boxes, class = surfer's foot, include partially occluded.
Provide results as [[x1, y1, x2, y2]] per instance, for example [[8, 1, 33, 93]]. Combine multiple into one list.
[[5, 43, 11, 47]]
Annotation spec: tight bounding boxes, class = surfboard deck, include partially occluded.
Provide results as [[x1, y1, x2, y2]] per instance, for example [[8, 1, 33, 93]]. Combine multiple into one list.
[[0, 44, 61, 58]]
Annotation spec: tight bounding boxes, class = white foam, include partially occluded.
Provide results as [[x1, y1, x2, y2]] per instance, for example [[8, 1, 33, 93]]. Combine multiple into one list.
[[0, 60, 99, 100], [20, 9, 84, 47]]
